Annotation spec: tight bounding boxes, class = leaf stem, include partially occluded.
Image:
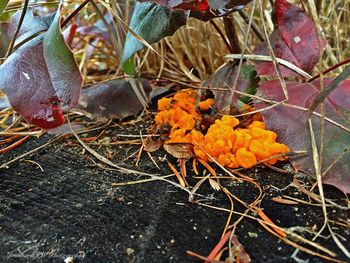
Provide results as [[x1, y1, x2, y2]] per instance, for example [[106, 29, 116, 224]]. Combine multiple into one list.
[[3, 0, 29, 61]]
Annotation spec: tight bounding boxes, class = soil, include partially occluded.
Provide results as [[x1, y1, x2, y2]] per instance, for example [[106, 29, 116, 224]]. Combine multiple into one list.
[[0, 119, 349, 263]]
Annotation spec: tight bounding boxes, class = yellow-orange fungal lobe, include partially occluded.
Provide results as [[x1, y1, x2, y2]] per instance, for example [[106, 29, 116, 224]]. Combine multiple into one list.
[[156, 90, 290, 169]]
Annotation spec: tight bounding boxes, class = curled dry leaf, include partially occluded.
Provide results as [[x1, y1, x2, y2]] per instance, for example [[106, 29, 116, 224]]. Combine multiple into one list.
[[231, 235, 251, 263], [208, 178, 221, 191], [163, 143, 194, 159], [143, 137, 163, 152]]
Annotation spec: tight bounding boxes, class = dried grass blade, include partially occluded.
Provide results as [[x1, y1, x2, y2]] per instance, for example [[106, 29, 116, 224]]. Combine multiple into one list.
[[225, 54, 312, 79]]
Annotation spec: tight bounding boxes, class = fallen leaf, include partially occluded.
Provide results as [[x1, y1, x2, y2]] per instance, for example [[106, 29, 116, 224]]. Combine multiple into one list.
[[47, 123, 86, 135], [164, 143, 194, 159], [78, 79, 152, 120], [256, 79, 350, 194], [254, 0, 326, 77], [231, 235, 251, 263], [143, 137, 163, 152]]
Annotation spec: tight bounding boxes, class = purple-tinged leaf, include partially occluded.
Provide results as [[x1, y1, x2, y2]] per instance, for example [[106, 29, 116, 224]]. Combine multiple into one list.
[[0, 36, 65, 129], [309, 65, 350, 113], [1, 8, 55, 45], [0, 94, 10, 110], [78, 79, 152, 120], [76, 13, 113, 45], [0, 8, 54, 56], [256, 79, 350, 194], [0, 6, 82, 129], [254, 0, 326, 78]]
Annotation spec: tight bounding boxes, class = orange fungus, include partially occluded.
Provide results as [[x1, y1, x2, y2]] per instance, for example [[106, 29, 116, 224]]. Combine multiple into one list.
[[155, 89, 290, 169]]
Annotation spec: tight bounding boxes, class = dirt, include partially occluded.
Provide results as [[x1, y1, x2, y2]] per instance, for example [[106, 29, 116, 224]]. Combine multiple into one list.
[[0, 120, 349, 263]]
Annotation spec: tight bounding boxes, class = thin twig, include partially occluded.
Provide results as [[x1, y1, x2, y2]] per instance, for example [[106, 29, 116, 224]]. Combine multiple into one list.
[[223, 16, 241, 54], [238, 10, 265, 42], [4, 0, 29, 60], [61, 0, 92, 28], [209, 20, 232, 52]]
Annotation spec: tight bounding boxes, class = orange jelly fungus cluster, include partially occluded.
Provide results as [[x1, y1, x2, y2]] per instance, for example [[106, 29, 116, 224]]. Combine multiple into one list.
[[155, 90, 289, 169]]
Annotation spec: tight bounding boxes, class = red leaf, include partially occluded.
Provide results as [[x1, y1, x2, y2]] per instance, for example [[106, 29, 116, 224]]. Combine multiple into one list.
[[256, 79, 350, 194], [254, 0, 326, 77], [190, 0, 252, 21], [175, 0, 209, 11]]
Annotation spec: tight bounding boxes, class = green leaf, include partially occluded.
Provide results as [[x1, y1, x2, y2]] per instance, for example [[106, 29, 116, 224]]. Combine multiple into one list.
[[0, 10, 11, 22], [122, 57, 136, 76], [43, 3, 82, 106], [240, 64, 259, 103], [121, 2, 188, 71], [0, 0, 10, 15]]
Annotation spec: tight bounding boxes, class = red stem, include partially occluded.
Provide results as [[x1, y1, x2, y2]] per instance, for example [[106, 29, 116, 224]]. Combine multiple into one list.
[[65, 23, 77, 47], [309, 57, 350, 82]]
